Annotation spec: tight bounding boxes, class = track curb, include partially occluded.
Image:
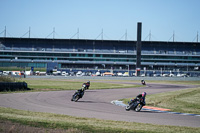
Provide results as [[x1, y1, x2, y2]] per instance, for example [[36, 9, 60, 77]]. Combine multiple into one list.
[[111, 100, 200, 117]]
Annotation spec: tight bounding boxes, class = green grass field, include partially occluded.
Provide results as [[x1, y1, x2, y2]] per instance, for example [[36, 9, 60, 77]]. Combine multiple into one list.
[[0, 107, 199, 133], [0, 77, 200, 132], [21, 78, 142, 91]]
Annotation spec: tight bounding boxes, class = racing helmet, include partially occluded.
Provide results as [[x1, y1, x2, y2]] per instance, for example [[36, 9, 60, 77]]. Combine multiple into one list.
[[142, 92, 146, 97], [87, 81, 90, 84]]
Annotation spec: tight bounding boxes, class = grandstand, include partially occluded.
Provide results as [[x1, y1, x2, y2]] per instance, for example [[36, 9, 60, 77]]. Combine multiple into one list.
[[0, 37, 200, 76]]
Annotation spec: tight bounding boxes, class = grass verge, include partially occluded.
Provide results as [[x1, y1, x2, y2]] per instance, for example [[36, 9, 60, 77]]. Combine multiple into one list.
[[147, 87, 200, 114], [0, 107, 199, 133], [15, 78, 142, 91]]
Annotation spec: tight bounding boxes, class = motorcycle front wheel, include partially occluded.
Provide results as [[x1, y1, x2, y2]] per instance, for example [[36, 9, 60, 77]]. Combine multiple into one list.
[[125, 105, 131, 111], [135, 103, 143, 112], [72, 93, 79, 102], [74, 94, 80, 102]]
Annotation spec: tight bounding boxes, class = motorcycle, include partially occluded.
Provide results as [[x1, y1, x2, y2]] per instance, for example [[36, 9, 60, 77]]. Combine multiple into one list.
[[141, 80, 146, 85], [71, 89, 85, 102], [125, 98, 144, 112], [82, 82, 90, 90]]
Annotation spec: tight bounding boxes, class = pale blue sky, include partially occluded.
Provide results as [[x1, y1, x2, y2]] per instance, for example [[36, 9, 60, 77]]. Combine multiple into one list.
[[0, 0, 200, 42]]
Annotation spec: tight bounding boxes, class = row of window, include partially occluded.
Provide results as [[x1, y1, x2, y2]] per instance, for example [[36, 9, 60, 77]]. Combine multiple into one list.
[[0, 62, 46, 68], [0, 52, 133, 58], [1, 51, 200, 60]]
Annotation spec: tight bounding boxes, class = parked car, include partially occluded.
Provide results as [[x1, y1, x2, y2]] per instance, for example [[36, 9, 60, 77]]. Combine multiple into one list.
[[103, 72, 114, 76], [169, 73, 175, 77], [76, 71, 82, 76], [177, 73, 189, 77], [123, 72, 129, 77], [153, 73, 161, 77], [162, 73, 169, 77], [96, 71, 101, 76], [117, 72, 123, 76], [61, 71, 66, 76]]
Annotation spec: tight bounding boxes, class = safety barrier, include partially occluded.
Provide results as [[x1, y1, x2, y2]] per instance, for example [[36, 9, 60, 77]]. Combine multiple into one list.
[[0, 82, 29, 91]]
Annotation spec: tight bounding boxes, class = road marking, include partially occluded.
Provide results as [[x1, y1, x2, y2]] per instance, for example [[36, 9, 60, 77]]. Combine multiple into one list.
[[111, 100, 200, 117]]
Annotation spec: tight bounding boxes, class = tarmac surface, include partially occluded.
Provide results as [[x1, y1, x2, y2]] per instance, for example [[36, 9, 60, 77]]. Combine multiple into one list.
[[0, 77, 200, 127]]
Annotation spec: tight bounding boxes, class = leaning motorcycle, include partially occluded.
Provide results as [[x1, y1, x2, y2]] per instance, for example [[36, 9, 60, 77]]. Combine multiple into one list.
[[141, 80, 146, 85], [71, 89, 84, 102], [82, 82, 90, 90], [125, 98, 144, 112]]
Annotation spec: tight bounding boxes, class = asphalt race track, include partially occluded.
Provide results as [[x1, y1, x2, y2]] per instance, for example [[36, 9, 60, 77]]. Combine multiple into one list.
[[0, 82, 200, 127]]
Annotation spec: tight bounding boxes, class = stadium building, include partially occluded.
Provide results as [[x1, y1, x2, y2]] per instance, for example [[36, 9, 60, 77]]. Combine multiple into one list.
[[0, 36, 200, 76]]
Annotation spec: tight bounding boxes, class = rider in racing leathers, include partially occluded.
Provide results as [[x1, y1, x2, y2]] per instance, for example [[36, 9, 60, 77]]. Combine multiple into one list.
[[141, 79, 146, 85], [130, 92, 146, 105], [77, 84, 86, 98], [82, 81, 90, 89]]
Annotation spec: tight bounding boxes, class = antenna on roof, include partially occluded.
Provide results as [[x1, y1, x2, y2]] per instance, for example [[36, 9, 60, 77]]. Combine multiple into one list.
[[95, 29, 104, 40], [0, 26, 6, 37], [77, 28, 79, 39], [70, 28, 79, 39], [53, 27, 55, 39], [119, 29, 128, 41], [21, 27, 31, 38], [46, 27, 56, 39], [101, 29, 103, 40], [192, 31, 199, 42], [168, 31, 175, 42], [149, 30, 151, 41], [125, 29, 127, 40], [4, 26, 6, 37], [29, 27, 31, 38], [1, 26, 12, 37], [143, 30, 152, 41]]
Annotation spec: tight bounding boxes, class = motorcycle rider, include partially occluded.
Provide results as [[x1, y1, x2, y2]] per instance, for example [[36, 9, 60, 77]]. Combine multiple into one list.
[[82, 81, 90, 89], [141, 79, 146, 85], [131, 92, 146, 105], [77, 84, 86, 98]]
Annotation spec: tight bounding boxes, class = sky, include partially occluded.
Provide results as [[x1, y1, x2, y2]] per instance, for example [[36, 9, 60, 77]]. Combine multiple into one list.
[[0, 0, 200, 42]]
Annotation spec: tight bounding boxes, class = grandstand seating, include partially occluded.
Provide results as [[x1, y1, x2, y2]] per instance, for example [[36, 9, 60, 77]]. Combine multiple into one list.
[[1, 38, 199, 55], [0, 37, 200, 72]]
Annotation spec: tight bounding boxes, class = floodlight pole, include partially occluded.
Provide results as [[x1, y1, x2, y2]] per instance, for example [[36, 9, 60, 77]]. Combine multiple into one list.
[[136, 22, 142, 76]]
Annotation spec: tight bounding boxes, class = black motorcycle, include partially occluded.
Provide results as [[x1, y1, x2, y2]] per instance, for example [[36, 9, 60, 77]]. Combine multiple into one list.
[[141, 80, 146, 85], [82, 82, 90, 90], [71, 89, 84, 102], [125, 98, 144, 112]]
